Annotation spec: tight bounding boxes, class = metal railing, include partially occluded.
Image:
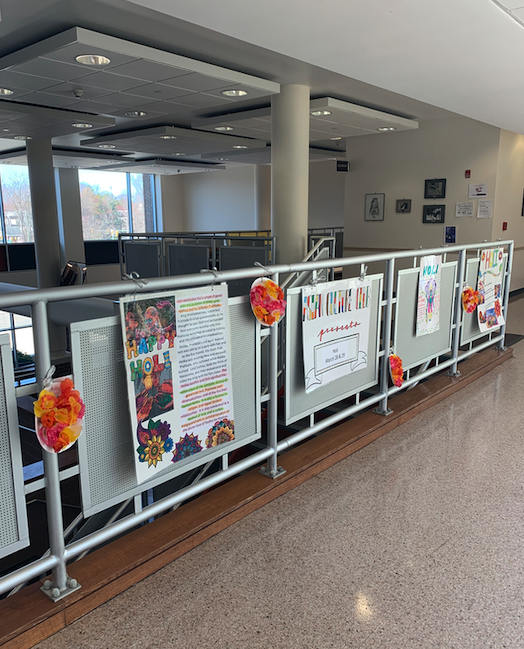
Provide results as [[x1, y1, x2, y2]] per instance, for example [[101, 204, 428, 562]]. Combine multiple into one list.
[[0, 238, 514, 602]]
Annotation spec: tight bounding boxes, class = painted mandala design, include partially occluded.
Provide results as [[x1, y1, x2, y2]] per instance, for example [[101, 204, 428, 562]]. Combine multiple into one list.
[[172, 433, 203, 464], [136, 418, 172, 468], [205, 418, 235, 449]]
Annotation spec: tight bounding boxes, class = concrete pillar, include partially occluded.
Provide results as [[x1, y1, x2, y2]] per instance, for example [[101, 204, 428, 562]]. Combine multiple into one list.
[[254, 165, 271, 231], [271, 84, 310, 265], [56, 167, 85, 266], [26, 139, 62, 288]]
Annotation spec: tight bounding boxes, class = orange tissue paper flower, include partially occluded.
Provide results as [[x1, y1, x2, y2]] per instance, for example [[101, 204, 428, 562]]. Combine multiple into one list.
[[461, 286, 480, 314], [250, 277, 287, 327], [389, 354, 404, 388]]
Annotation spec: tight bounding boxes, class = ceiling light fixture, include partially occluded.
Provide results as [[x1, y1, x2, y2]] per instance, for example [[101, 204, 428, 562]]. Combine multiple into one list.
[[330, 136, 342, 141], [125, 111, 147, 118], [71, 122, 93, 129], [0, 88, 14, 96], [98, 144, 116, 148], [378, 126, 396, 132], [160, 135, 177, 139], [311, 110, 332, 116], [75, 54, 111, 66], [221, 89, 248, 97], [214, 126, 233, 131], [13, 135, 31, 140], [232, 145, 248, 149], [173, 153, 186, 156]]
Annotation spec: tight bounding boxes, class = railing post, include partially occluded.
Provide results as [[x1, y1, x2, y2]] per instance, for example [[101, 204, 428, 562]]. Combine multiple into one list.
[[447, 249, 467, 377], [32, 300, 80, 601], [497, 241, 513, 351], [260, 272, 285, 479], [374, 257, 395, 416]]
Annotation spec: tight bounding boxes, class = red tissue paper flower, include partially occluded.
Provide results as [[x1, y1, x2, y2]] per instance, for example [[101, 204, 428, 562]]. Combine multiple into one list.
[[461, 287, 480, 314], [250, 277, 287, 327], [389, 354, 404, 388], [34, 377, 85, 453]]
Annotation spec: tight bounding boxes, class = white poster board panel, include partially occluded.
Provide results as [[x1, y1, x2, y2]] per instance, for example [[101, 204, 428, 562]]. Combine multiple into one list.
[[477, 248, 505, 333], [416, 255, 442, 337]]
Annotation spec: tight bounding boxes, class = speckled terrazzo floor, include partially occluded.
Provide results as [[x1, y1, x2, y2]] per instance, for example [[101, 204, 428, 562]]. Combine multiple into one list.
[[34, 295, 524, 649]]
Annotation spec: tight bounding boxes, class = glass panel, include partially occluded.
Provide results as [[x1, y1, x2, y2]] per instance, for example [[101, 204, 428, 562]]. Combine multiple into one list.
[[0, 164, 34, 243], [15, 327, 34, 365], [0, 310, 11, 330], [13, 313, 31, 327], [130, 173, 145, 232], [79, 169, 130, 240]]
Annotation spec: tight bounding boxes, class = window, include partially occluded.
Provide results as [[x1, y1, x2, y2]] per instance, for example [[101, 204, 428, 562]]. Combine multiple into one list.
[[0, 164, 34, 243], [0, 310, 34, 376], [79, 170, 156, 240]]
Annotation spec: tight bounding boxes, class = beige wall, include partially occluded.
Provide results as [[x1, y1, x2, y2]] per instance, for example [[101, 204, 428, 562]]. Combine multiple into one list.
[[308, 159, 345, 229], [344, 117, 500, 251]]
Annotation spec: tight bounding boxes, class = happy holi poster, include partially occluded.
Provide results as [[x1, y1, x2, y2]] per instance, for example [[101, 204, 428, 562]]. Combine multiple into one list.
[[302, 278, 372, 394], [120, 285, 234, 484], [477, 248, 505, 333], [416, 255, 441, 337]]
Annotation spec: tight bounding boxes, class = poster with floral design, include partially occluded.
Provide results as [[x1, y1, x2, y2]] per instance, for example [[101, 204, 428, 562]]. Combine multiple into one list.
[[302, 277, 372, 393], [416, 255, 441, 337], [120, 285, 234, 484], [477, 248, 505, 333]]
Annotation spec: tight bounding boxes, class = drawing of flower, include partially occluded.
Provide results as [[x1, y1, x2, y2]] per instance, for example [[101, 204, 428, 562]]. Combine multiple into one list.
[[205, 419, 235, 449], [172, 433, 203, 463], [250, 278, 286, 327], [389, 355, 404, 388], [139, 434, 165, 467]]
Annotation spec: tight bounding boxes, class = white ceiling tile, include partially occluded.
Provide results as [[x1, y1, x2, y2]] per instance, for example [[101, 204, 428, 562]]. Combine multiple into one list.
[[41, 82, 114, 102], [11, 58, 96, 82], [0, 70, 58, 92], [126, 83, 195, 101], [94, 92, 154, 108], [169, 93, 234, 109], [511, 7, 524, 18], [41, 43, 138, 71], [76, 72, 152, 93], [64, 100, 122, 114], [18, 92, 79, 109], [166, 73, 240, 93], [108, 59, 189, 82]]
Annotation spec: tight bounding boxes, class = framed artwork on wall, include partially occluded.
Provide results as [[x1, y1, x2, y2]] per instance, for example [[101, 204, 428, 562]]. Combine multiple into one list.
[[424, 178, 446, 199], [395, 199, 412, 213], [364, 193, 385, 221], [423, 205, 446, 224]]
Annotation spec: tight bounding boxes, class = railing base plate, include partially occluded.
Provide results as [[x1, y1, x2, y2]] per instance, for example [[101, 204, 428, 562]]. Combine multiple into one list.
[[41, 577, 81, 602], [373, 407, 393, 417], [259, 466, 286, 480]]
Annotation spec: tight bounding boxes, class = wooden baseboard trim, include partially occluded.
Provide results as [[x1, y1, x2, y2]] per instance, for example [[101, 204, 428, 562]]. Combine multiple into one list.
[[0, 345, 514, 648]]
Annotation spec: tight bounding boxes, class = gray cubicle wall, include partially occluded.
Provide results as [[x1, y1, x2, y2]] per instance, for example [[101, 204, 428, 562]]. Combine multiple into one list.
[[218, 246, 270, 297], [460, 255, 507, 346], [71, 296, 260, 517], [167, 243, 209, 277], [0, 334, 29, 559], [394, 262, 457, 370], [285, 274, 383, 425], [124, 241, 161, 279]]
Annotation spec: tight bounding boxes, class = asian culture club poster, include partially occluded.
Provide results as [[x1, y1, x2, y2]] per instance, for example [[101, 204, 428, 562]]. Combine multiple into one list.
[[302, 277, 372, 394], [416, 255, 442, 337], [478, 248, 505, 332], [120, 284, 234, 484]]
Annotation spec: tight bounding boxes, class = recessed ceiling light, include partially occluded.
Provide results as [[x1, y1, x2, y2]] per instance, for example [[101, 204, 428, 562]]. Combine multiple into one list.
[[330, 136, 342, 141], [14, 135, 32, 140], [160, 135, 177, 139], [71, 122, 93, 129], [378, 127, 396, 132], [75, 54, 111, 66], [214, 126, 233, 131], [232, 145, 248, 149], [125, 111, 147, 118], [0, 88, 14, 96], [311, 110, 332, 116], [219, 158, 229, 161], [221, 89, 248, 97], [98, 144, 116, 149], [173, 153, 186, 156]]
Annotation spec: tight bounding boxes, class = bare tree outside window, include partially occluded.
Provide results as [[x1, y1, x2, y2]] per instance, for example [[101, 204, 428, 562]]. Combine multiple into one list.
[[0, 165, 34, 242]]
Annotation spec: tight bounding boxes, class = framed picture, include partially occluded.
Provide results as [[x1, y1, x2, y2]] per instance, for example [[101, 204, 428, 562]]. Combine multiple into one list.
[[364, 193, 385, 221], [395, 199, 411, 213], [424, 178, 446, 199], [444, 226, 456, 244], [423, 204, 445, 224]]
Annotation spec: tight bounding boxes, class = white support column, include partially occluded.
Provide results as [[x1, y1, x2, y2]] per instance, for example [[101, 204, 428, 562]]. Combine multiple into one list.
[[26, 139, 62, 288], [271, 85, 310, 265], [56, 167, 85, 266], [254, 164, 271, 231]]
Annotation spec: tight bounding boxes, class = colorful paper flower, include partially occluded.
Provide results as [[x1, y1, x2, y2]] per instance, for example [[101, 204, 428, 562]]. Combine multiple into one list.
[[172, 433, 203, 463], [494, 299, 502, 317], [33, 377, 85, 453], [389, 354, 404, 388], [461, 286, 480, 314], [250, 277, 286, 327], [205, 418, 235, 449]]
